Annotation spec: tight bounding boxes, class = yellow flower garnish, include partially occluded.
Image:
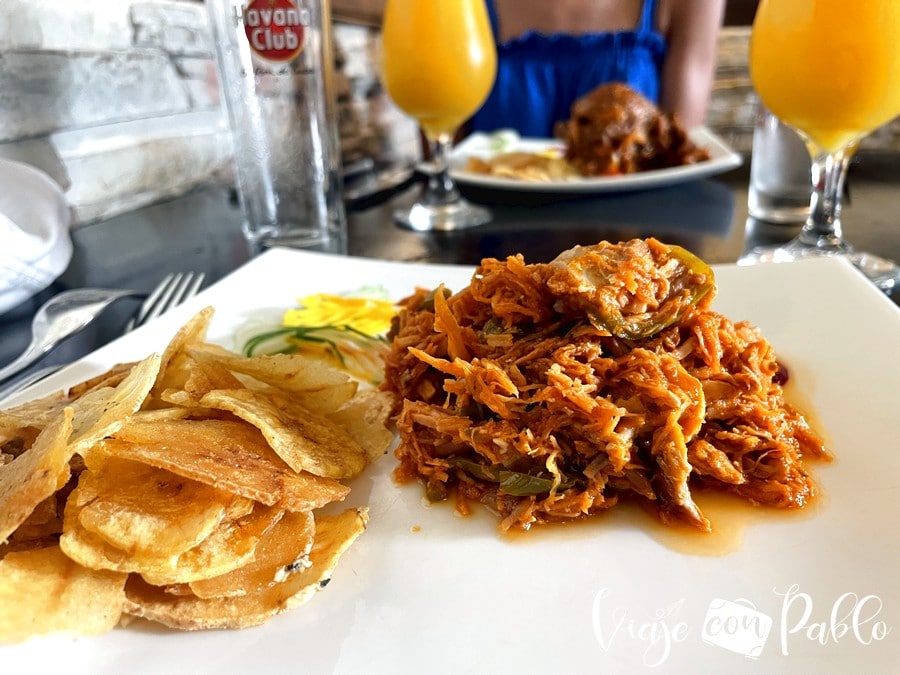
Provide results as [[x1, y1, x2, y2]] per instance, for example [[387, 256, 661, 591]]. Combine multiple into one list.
[[283, 294, 396, 336]]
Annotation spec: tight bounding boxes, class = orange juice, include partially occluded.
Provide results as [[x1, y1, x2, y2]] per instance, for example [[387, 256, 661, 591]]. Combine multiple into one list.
[[381, 0, 496, 139], [750, 0, 900, 152]]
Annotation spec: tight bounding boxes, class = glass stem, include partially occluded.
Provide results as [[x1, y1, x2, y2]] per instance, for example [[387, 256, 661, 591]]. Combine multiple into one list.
[[425, 133, 461, 206], [799, 144, 855, 251]]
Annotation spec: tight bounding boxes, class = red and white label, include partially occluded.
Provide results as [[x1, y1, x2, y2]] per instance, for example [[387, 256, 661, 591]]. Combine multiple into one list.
[[243, 0, 306, 63]]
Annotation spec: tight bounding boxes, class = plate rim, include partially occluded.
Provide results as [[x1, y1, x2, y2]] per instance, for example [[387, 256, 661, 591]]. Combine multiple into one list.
[[439, 126, 743, 193]]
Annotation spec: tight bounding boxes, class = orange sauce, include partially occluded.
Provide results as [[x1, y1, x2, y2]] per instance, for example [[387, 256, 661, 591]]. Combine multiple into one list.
[[494, 488, 830, 557], [410, 456, 829, 557], [398, 361, 832, 557]]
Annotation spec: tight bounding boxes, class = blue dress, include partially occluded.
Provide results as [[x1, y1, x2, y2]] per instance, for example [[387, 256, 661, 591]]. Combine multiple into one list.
[[469, 0, 666, 137]]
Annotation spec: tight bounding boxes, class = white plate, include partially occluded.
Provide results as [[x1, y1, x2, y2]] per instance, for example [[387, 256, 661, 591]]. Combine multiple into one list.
[[445, 127, 743, 193], [4, 250, 899, 674]]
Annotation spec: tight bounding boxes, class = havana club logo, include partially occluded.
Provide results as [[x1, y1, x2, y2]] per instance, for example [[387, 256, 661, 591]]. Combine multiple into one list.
[[243, 0, 307, 63]]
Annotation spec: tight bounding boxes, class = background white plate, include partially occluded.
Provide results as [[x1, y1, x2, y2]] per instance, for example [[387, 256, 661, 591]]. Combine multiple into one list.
[[4, 250, 899, 674], [446, 127, 743, 193]]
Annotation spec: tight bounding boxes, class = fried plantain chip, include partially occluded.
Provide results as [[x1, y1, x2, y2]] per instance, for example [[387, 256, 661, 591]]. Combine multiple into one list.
[[67, 354, 162, 455], [0, 545, 126, 643], [199, 388, 368, 479], [189, 509, 315, 599], [188, 344, 360, 414], [66, 361, 139, 400], [128, 407, 194, 423], [0, 360, 145, 447], [188, 344, 356, 393], [0, 391, 69, 443], [139, 503, 284, 586], [2, 306, 383, 639], [61, 498, 282, 585], [102, 419, 349, 510], [150, 306, 215, 398], [7, 495, 61, 543], [183, 358, 245, 402], [326, 389, 396, 464], [277, 383, 361, 417], [0, 407, 74, 543], [72, 455, 251, 557], [123, 507, 367, 630], [0, 536, 61, 558]]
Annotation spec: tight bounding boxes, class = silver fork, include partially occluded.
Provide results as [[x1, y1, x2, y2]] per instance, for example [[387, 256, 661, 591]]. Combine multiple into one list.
[[123, 272, 205, 332], [0, 272, 205, 401]]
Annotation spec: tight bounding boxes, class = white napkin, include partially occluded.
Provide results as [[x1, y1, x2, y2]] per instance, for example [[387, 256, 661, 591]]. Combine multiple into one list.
[[0, 158, 72, 315]]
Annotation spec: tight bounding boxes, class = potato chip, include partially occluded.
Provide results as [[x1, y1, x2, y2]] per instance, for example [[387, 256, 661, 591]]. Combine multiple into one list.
[[0, 545, 126, 643], [102, 419, 349, 510], [0, 407, 74, 543], [123, 507, 367, 629], [72, 456, 250, 557], [189, 509, 315, 599], [199, 388, 368, 479]]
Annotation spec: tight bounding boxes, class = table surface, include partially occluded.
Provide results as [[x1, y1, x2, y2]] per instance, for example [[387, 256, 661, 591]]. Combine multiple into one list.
[[2, 157, 898, 389]]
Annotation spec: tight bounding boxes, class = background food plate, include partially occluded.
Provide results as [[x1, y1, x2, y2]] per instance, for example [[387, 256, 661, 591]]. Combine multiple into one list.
[[444, 127, 743, 193], [4, 250, 899, 674]]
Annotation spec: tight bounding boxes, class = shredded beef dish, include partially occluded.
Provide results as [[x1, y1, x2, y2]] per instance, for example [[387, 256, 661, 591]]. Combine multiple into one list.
[[382, 238, 830, 532], [554, 83, 711, 176]]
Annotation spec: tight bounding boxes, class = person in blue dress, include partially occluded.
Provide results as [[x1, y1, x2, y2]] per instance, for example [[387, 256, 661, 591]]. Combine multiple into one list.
[[469, 0, 725, 137]]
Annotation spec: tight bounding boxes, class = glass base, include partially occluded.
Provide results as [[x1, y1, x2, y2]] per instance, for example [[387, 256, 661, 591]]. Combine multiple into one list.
[[739, 239, 899, 291], [243, 223, 347, 256], [748, 191, 811, 224], [394, 198, 491, 232]]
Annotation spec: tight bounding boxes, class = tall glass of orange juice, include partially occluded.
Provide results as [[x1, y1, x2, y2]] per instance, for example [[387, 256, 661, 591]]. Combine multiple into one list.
[[381, 0, 496, 231], [743, 0, 900, 289]]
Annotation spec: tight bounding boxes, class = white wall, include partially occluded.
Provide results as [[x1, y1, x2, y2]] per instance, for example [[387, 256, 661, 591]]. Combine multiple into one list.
[[0, 0, 419, 225]]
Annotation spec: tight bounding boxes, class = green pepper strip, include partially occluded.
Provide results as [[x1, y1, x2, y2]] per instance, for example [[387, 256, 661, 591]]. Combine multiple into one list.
[[587, 244, 715, 340], [445, 457, 576, 497]]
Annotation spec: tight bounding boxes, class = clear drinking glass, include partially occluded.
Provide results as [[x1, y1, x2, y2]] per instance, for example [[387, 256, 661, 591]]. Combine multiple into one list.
[[380, 0, 497, 231], [740, 0, 900, 290], [208, 0, 347, 255]]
